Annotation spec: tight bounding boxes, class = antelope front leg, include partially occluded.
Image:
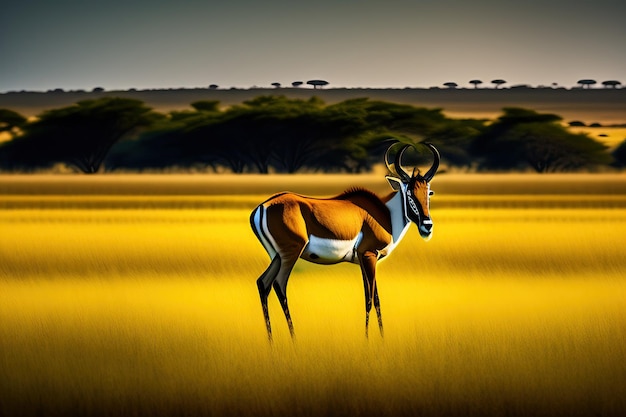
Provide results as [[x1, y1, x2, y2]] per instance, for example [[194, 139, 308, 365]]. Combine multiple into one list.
[[362, 275, 372, 338], [373, 285, 384, 337]]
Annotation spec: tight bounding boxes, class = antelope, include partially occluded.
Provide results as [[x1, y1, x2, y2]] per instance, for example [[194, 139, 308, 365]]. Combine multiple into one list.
[[250, 142, 440, 340]]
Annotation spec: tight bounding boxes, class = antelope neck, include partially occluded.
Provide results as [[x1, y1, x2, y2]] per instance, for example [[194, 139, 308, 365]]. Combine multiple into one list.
[[385, 190, 411, 245]]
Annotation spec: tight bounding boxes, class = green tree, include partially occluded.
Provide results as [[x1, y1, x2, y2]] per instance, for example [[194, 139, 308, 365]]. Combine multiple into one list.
[[518, 124, 609, 172], [426, 118, 485, 168], [472, 108, 610, 172], [1, 98, 159, 173], [320, 98, 447, 171], [0, 109, 27, 138], [577, 79, 597, 89], [191, 100, 220, 112], [229, 95, 333, 173], [106, 105, 214, 172], [612, 139, 626, 167], [307, 80, 329, 89], [101, 96, 483, 173], [601, 80, 622, 89]]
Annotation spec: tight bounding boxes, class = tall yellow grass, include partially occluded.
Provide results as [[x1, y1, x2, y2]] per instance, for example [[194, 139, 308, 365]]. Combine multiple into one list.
[[1, 174, 625, 416]]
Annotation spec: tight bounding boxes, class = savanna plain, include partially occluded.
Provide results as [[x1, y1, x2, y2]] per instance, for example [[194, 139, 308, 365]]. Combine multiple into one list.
[[1, 173, 625, 417]]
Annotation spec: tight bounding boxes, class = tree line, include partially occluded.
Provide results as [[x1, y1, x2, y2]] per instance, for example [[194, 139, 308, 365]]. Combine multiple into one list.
[[0, 96, 623, 174]]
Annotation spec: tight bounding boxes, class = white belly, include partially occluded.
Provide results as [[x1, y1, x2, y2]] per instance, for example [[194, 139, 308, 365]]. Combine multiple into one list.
[[301, 234, 361, 264]]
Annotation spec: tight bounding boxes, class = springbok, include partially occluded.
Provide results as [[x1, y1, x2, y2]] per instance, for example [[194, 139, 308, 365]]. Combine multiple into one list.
[[250, 142, 440, 340]]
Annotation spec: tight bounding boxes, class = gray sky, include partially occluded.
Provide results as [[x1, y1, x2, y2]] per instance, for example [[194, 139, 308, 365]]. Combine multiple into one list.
[[1, 0, 624, 92]]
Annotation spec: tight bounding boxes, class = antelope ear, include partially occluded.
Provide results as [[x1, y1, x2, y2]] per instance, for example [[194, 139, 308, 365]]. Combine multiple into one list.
[[386, 176, 402, 191]]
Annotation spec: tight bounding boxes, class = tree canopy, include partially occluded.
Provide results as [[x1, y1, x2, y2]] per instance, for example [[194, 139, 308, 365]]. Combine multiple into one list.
[[577, 79, 597, 89], [0, 97, 159, 173], [471, 108, 611, 172], [108, 96, 458, 173], [612, 140, 626, 167], [602, 80, 622, 89], [0, 109, 27, 138], [307, 80, 329, 89], [0, 96, 616, 174]]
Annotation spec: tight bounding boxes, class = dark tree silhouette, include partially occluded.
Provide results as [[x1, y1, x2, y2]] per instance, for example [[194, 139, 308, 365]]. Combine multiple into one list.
[[491, 79, 506, 89], [231, 96, 336, 173], [209, 84, 219, 90], [104, 95, 470, 174], [8, 93, 614, 174], [472, 108, 610, 172], [601, 80, 621, 89], [577, 79, 597, 89], [1, 98, 159, 173], [612, 139, 626, 167], [307, 80, 329, 89], [443, 82, 458, 89], [469, 79, 483, 89], [139, 96, 323, 173], [191, 100, 220, 112], [521, 125, 609, 172], [271, 82, 281, 89], [0, 109, 27, 138], [291, 81, 303, 88], [425, 118, 485, 168]]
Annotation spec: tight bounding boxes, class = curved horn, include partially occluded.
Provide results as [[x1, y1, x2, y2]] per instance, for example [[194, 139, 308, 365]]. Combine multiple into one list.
[[394, 144, 412, 182], [384, 143, 400, 177], [422, 142, 440, 182]]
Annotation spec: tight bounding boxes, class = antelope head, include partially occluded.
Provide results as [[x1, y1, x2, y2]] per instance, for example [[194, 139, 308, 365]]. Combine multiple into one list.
[[385, 142, 440, 240]]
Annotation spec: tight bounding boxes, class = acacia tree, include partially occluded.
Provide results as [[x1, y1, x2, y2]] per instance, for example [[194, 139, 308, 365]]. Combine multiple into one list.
[[0, 109, 27, 138], [443, 82, 458, 89], [1, 98, 159, 173], [520, 124, 609, 172], [169, 96, 325, 173], [307, 80, 329, 89], [472, 108, 610, 172], [601, 80, 621, 89], [577, 79, 597, 89], [70, 96, 491, 173], [191, 100, 220, 112], [612, 139, 626, 167], [491, 79, 506, 89], [469, 79, 483, 89]]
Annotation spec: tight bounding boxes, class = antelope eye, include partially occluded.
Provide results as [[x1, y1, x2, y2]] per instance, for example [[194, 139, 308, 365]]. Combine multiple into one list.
[[429, 190, 435, 196]]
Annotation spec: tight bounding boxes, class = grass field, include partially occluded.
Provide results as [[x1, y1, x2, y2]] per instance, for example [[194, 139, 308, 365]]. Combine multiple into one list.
[[1, 174, 625, 416]]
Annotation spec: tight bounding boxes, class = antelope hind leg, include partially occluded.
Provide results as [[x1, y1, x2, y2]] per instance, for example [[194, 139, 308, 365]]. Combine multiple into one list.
[[359, 251, 378, 338], [256, 256, 281, 341]]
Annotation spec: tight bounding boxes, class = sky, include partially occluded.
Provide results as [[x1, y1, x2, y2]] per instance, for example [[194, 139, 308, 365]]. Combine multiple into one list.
[[1, 0, 624, 92]]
